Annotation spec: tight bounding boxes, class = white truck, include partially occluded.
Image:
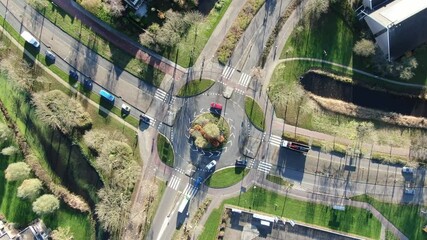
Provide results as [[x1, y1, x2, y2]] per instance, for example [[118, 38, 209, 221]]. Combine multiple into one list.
[[21, 31, 40, 48], [281, 140, 310, 154]]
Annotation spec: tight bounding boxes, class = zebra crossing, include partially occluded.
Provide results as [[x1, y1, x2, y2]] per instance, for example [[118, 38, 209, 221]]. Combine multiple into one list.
[[154, 88, 168, 102], [257, 161, 272, 174], [222, 66, 235, 80], [182, 183, 198, 198], [238, 73, 252, 87], [269, 135, 282, 147], [168, 175, 181, 191], [248, 159, 255, 169]]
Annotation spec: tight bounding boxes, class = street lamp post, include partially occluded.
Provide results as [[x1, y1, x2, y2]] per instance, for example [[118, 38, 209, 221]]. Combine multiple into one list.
[[251, 185, 257, 210]]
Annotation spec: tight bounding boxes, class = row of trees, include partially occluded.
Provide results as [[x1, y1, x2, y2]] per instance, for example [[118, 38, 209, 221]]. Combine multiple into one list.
[[84, 129, 140, 237]]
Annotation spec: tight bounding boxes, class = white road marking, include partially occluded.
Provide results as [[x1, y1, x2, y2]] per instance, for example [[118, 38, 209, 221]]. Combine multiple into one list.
[[238, 73, 252, 87], [222, 66, 235, 80], [257, 161, 272, 174], [269, 135, 282, 147], [154, 88, 168, 102], [183, 183, 198, 199], [168, 175, 181, 190]]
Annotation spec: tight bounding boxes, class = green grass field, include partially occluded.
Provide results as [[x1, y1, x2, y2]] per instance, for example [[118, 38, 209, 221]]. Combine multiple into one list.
[[206, 167, 249, 188], [177, 79, 215, 97], [351, 195, 427, 240], [157, 134, 174, 167], [244, 97, 265, 131], [281, 9, 427, 87], [0, 119, 94, 239], [199, 187, 381, 240]]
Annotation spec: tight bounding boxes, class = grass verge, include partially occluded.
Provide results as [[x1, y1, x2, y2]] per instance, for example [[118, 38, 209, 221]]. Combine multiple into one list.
[[200, 187, 381, 240], [266, 174, 293, 188], [217, 0, 265, 64], [351, 194, 427, 240], [370, 152, 407, 166], [244, 97, 265, 131], [177, 79, 215, 97], [206, 167, 249, 188], [157, 134, 174, 167]]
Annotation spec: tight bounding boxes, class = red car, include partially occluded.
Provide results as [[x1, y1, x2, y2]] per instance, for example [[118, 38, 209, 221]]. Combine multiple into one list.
[[210, 102, 223, 110]]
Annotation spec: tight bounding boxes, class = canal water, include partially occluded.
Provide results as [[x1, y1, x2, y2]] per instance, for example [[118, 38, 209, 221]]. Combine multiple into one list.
[[300, 72, 427, 118]]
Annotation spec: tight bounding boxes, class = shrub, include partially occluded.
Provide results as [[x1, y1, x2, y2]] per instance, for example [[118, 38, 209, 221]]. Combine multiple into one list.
[[5, 162, 31, 182], [353, 39, 376, 57], [32, 194, 60, 215], [17, 178, 43, 200], [1, 146, 19, 156]]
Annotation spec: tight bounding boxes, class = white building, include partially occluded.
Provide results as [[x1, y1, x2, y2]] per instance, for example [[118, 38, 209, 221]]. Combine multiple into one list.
[[364, 0, 427, 61]]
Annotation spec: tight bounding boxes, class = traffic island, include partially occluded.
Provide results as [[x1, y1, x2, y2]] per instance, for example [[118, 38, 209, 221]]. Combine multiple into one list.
[[205, 166, 249, 188], [189, 113, 230, 150], [244, 97, 265, 131], [177, 79, 215, 97], [157, 133, 174, 167]]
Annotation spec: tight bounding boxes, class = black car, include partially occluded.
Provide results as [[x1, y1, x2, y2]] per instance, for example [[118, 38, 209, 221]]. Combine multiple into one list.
[[83, 77, 93, 90], [69, 70, 78, 81], [235, 159, 247, 167], [139, 114, 150, 124], [45, 50, 56, 63]]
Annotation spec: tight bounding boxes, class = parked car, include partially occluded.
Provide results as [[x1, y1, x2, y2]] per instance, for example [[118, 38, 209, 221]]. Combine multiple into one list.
[[121, 103, 131, 113], [21, 31, 40, 48], [69, 70, 78, 81], [45, 50, 56, 63], [402, 166, 414, 174], [205, 160, 217, 170], [83, 77, 93, 90]]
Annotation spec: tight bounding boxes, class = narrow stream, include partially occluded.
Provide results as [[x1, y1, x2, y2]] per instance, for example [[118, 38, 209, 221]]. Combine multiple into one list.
[[300, 72, 427, 118]]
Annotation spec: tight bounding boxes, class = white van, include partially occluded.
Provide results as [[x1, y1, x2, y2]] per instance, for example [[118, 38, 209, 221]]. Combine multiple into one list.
[[21, 31, 40, 48]]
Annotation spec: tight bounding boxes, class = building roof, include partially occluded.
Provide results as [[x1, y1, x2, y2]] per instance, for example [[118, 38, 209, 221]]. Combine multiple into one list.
[[368, 0, 427, 27]]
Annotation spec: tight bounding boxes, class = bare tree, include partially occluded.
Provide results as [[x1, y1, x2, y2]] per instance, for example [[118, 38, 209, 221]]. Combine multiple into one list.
[[104, 0, 125, 17], [306, 0, 330, 21], [96, 187, 130, 236], [79, 0, 102, 13], [32, 90, 92, 135], [353, 39, 376, 57]]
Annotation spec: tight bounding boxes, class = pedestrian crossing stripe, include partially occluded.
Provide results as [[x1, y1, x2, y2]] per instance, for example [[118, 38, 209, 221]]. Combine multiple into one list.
[[154, 89, 168, 102], [222, 66, 235, 80], [183, 183, 198, 199], [168, 175, 181, 190], [234, 88, 245, 95], [257, 161, 272, 174], [239, 73, 252, 87], [269, 135, 282, 147]]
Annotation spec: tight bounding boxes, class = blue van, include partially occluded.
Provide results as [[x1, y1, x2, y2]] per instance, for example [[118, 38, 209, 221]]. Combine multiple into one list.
[[99, 90, 115, 103]]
